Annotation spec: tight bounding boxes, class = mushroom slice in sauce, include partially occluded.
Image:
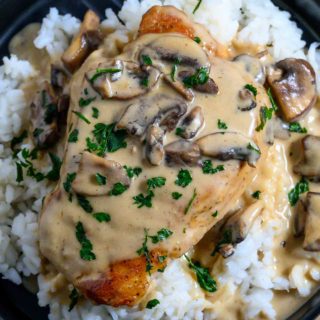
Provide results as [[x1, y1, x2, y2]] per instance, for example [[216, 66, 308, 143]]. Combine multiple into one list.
[[264, 117, 290, 145], [139, 35, 217, 100], [177, 106, 204, 139], [145, 124, 165, 166], [165, 140, 201, 167], [62, 10, 102, 73], [303, 192, 320, 251], [72, 151, 131, 196], [233, 54, 266, 84], [196, 132, 261, 167], [294, 200, 307, 237], [267, 58, 317, 122], [293, 135, 320, 181], [86, 60, 161, 100], [30, 81, 59, 149], [116, 94, 187, 136], [51, 64, 69, 93], [237, 87, 257, 111]]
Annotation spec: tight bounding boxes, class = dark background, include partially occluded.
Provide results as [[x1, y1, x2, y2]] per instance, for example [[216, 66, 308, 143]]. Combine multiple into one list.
[[0, 0, 319, 319]]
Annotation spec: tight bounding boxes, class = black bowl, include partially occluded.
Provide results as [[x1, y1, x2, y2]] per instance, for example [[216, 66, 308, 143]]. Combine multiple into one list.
[[0, 0, 319, 319]]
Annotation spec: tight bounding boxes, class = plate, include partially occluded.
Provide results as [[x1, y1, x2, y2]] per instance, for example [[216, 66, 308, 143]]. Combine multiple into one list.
[[0, 0, 319, 319]]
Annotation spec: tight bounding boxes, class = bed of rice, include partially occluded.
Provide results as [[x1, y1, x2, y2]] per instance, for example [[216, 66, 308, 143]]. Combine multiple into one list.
[[0, 0, 319, 319]]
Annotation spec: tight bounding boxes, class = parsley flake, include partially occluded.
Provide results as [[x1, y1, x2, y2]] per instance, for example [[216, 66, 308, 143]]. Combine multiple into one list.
[[11, 130, 27, 150], [137, 229, 153, 273], [68, 129, 79, 143], [146, 299, 160, 309], [212, 210, 218, 217], [63, 172, 76, 193], [194, 36, 201, 43], [147, 177, 166, 190], [202, 160, 224, 175], [75, 222, 96, 261], [95, 173, 107, 186], [184, 188, 197, 214], [133, 190, 154, 208], [217, 119, 228, 130], [124, 166, 142, 178], [68, 288, 79, 312], [185, 255, 217, 292], [247, 143, 261, 154], [175, 169, 192, 188], [92, 107, 99, 119], [255, 106, 273, 131], [183, 67, 209, 88], [172, 192, 182, 200], [93, 212, 111, 223], [46, 153, 62, 181], [142, 55, 153, 66], [288, 178, 309, 206], [73, 111, 91, 124], [109, 182, 128, 196], [193, 0, 202, 14], [244, 84, 258, 97], [149, 228, 173, 244], [89, 68, 122, 83], [76, 194, 93, 213], [252, 190, 261, 199], [79, 96, 96, 107], [288, 122, 307, 134]]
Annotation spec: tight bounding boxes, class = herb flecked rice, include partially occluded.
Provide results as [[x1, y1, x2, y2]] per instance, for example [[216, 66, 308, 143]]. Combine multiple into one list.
[[0, 1, 319, 320]]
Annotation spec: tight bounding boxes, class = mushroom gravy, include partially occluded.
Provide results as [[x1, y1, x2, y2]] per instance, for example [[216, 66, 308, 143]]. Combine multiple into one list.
[[38, 32, 269, 306]]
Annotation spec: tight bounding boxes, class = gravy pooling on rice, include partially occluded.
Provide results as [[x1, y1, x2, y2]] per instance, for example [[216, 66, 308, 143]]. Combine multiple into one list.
[[4, 4, 320, 320]]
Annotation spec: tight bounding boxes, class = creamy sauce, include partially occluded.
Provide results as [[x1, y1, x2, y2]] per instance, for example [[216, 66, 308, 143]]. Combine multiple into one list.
[[10, 15, 320, 319], [39, 33, 268, 292]]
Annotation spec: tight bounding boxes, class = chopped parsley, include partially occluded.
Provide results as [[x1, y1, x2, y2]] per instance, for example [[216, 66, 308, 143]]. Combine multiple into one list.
[[255, 106, 274, 132], [288, 178, 309, 206], [142, 55, 153, 66], [247, 143, 261, 154], [16, 162, 23, 183], [46, 153, 62, 181], [72, 111, 91, 124], [68, 287, 79, 312], [158, 255, 167, 263], [140, 76, 149, 87], [147, 177, 166, 190], [171, 63, 178, 81], [109, 182, 128, 196], [172, 192, 182, 200], [185, 255, 217, 292], [63, 172, 77, 193], [192, 0, 202, 14], [288, 122, 307, 134], [149, 228, 173, 244], [194, 36, 201, 44], [93, 212, 111, 223], [86, 123, 127, 157], [11, 130, 27, 150], [124, 165, 142, 178], [184, 188, 197, 214], [75, 222, 96, 261], [146, 299, 160, 309], [267, 88, 278, 112], [92, 107, 99, 119], [252, 190, 261, 199], [68, 129, 79, 143], [89, 68, 122, 83], [79, 96, 96, 107], [175, 169, 192, 188], [244, 84, 257, 97], [212, 210, 218, 217], [95, 173, 107, 186], [202, 160, 224, 175], [133, 190, 154, 208], [76, 194, 93, 213], [175, 127, 184, 137], [217, 119, 228, 130], [33, 128, 44, 138], [137, 229, 152, 273], [183, 67, 209, 88]]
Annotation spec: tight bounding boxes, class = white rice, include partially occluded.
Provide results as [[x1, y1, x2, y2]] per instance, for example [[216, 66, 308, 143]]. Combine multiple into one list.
[[0, 0, 319, 319]]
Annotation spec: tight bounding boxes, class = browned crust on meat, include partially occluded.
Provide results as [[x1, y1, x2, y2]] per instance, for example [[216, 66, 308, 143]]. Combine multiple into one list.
[[78, 249, 167, 306]]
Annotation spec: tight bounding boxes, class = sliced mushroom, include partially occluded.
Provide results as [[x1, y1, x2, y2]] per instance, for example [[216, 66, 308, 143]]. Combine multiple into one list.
[[222, 201, 262, 244], [57, 94, 70, 126], [72, 151, 130, 196], [62, 10, 102, 72], [233, 54, 265, 84], [178, 70, 218, 95], [294, 200, 307, 237], [177, 106, 204, 139], [303, 192, 320, 251], [145, 124, 165, 166], [86, 60, 160, 100], [237, 87, 256, 111], [267, 58, 316, 122], [264, 117, 290, 145], [116, 94, 187, 136], [165, 140, 201, 167], [30, 82, 59, 149], [293, 135, 320, 181], [139, 35, 215, 100], [51, 64, 69, 93], [196, 132, 261, 167]]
